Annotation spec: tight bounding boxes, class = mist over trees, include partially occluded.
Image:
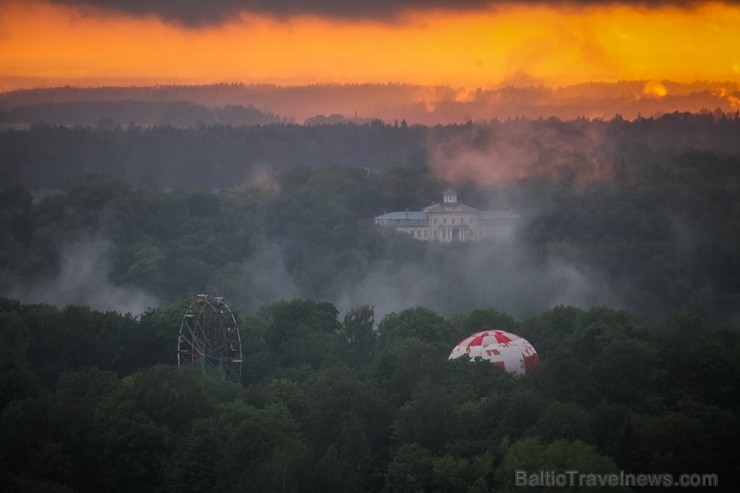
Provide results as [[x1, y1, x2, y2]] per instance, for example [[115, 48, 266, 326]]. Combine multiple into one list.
[[1, 105, 739, 491], [1, 113, 740, 325], [1, 111, 739, 189]]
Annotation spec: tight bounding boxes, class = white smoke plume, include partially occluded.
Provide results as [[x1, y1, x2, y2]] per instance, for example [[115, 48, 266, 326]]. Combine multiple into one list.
[[426, 120, 616, 187], [335, 230, 622, 322], [9, 240, 158, 316], [228, 238, 301, 313]]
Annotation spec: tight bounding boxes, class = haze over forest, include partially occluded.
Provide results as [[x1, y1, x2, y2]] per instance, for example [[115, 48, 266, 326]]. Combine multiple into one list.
[[2, 1, 740, 492], [3, 0, 737, 326], [2, 80, 739, 126], [2, 101, 739, 490], [1, 95, 739, 327]]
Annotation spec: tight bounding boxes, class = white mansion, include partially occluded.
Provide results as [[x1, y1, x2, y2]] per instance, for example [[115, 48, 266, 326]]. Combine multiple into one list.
[[374, 189, 520, 243]]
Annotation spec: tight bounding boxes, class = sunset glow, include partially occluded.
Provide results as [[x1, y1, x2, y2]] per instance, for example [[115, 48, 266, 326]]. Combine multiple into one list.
[[1, 1, 739, 91]]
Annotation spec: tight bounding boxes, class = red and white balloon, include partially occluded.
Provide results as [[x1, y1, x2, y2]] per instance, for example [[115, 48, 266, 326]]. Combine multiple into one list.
[[449, 329, 539, 376]]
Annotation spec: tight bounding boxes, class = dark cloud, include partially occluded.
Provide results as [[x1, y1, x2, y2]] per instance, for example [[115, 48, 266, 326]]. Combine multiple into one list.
[[46, 1, 737, 27]]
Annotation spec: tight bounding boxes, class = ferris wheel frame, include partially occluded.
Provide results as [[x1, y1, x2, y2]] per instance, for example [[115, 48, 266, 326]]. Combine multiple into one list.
[[177, 294, 243, 383]]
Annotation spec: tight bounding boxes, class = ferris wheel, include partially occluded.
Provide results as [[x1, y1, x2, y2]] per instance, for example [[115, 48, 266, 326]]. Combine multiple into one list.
[[177, 294, 243, 383]]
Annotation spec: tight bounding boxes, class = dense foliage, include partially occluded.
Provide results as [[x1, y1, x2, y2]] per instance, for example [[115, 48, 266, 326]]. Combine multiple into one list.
[[1, 114, 739, 490], [2, 127, 740, 324], [2, 113, 739, 190], [0, 298, 737, 492], [0, 101, 285, 128]]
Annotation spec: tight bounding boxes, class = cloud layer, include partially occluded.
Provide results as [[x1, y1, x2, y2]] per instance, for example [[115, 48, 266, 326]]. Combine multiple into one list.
[[47, 0, 737, 26]]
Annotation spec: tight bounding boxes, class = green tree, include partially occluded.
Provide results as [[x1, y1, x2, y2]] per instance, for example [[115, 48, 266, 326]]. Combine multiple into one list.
[[393, 377, 455, 452], [452, 308, 518, 341], [591, 339, 659, 407], [376, 336, 443, 406], [531, 401, 592, 443], [496, 388, 549, 441], [259, 299, 342, 369], [340, 305, 377, 367], [495, 437, 628, 492], [377, 307, 453, 353], [385, 443, 433, 493]]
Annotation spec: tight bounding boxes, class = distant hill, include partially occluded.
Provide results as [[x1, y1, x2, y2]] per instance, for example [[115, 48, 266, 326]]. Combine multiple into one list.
[[0, 100, 283, 127], [1, 81, 738, 125]]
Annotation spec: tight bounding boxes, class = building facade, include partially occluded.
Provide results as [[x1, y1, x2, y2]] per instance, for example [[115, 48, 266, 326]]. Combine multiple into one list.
[[374, 189, 520, 244]]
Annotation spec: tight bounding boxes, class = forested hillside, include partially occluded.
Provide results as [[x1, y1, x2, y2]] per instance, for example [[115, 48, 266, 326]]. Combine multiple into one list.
[[1, 113, 739, 491], [0, 101, 284, 128], [2, 135, 740, 325], [1, 82, 738, 123], [1, 113, 739, 190], [1, 298, 737, 492]]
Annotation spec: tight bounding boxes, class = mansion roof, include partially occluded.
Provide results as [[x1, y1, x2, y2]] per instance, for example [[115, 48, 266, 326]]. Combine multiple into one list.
[[422, 202, 478, 213], [374, 211, 428, 227], [375, 201, 520, 228]]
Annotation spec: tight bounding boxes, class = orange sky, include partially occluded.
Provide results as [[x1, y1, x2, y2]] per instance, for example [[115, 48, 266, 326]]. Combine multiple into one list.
[[1, 0, 739, 91]]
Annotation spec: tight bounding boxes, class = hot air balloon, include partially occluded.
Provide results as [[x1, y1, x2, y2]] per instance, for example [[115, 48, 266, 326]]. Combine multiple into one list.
[[449, 329, 539, 376]]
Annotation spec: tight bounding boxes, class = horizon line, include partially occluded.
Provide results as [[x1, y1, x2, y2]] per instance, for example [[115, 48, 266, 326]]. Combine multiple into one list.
[[3, 77, 740, 94]]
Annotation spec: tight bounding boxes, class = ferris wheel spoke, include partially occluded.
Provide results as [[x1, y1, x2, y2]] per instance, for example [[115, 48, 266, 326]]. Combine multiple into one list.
[[178, 336, 196, 353], [207, 342, 229, 354], [180, 333, 207, 354]]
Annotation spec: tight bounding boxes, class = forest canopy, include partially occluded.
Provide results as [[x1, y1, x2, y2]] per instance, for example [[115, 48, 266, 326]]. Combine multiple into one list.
[[0, 298, 736, 492], [1, 112, 739, 491], [1, 116, 739, 326]]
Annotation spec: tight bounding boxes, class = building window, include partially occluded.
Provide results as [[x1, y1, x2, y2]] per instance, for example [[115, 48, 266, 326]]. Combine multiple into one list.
[[443, 218, 447, 224], [434, 218, 438, 224]]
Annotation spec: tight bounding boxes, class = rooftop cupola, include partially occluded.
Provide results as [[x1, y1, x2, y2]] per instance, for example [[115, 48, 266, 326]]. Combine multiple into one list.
[[443, 188, 458, 204]]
